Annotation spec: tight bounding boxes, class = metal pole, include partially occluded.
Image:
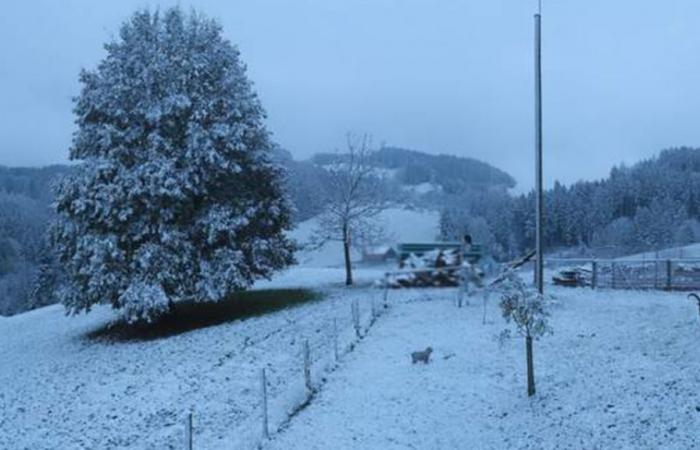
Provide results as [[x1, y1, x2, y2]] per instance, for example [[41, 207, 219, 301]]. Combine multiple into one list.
[[534, 7, 544, 295]]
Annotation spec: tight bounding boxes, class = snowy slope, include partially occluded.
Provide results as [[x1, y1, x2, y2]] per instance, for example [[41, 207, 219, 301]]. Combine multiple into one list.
[[268, 287, 700, 450], [290, 207, 440, 267], [0, 268, 385, 450], [7, 261, 700, 449]]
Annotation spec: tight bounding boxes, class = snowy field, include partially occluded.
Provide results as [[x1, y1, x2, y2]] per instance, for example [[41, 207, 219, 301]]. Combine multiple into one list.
[[4, 270, 700, 449], [267, 286, 700, 450], [0, 267, 385, 450]]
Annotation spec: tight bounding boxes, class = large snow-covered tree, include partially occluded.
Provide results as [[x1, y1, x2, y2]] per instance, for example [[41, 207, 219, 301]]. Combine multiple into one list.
[[50, 8, 294, 322]]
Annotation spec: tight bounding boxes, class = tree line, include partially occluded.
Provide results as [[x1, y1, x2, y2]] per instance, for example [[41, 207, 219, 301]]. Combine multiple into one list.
[[441, 147, 700, 260]]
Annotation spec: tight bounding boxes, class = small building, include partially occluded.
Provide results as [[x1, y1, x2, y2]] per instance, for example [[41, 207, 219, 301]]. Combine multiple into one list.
[[362, 245, 398, 264]]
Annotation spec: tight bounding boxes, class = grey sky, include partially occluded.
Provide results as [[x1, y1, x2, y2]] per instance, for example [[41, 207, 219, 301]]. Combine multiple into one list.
[[1, 0, 699, 191]]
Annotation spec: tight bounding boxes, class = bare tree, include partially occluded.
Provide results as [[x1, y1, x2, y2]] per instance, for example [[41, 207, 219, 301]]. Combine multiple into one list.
[[315, 134, 387, 285]]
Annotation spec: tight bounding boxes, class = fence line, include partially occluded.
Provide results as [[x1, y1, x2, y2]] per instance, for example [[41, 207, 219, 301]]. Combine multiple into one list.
[[177, 264, 518, 449], [179, 290, 387, 449], [545, 258, 700, 291]]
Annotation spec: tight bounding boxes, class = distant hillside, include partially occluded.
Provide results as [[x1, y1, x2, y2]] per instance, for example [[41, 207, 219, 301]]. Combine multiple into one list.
[[0, 165, 72, 204], [0, 165, 72, 315], [312, 146, 516, 193]]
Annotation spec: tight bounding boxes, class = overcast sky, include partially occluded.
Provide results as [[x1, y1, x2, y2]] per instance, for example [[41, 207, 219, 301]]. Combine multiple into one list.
[[1, 0, 699, 191]]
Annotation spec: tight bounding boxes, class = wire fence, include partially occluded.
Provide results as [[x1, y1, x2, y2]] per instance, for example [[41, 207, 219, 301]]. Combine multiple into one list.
[[177, 288, 389, 449], [545, 258, 700, 291]]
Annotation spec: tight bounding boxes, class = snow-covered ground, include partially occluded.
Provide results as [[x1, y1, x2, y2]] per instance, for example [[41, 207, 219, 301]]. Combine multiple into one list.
[[267, 286, 700, 450], [0, 267, 385, 450], [5, 266, 700, 449]]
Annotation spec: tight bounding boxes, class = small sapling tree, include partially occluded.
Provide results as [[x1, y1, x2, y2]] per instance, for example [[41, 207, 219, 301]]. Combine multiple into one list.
[[496, 270, 552, 396]]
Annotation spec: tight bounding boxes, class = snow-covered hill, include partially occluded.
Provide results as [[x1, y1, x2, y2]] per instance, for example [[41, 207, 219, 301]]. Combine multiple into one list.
[[7, 275, 700, 449], [0, 268, 384, 450]]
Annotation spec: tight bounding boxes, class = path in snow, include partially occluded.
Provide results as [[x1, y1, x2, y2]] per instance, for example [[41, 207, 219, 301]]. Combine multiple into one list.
[[267, 288, 700, 450]]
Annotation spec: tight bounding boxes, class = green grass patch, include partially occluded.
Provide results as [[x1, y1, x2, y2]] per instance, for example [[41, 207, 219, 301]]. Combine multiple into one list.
[[87, 288, 322, 342]]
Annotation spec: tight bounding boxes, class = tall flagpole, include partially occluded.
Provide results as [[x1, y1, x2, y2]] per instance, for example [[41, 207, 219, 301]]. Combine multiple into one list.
[[534, 1, 544, 294]]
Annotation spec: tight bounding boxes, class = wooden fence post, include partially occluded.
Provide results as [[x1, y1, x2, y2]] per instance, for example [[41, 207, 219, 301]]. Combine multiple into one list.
[[261, 368, 269, 440], [303, 339, 311, 391], [666, 260, 672, 290], [184, 411, 193, 450], [591, 260, 597, 289], [611, 261, 616, 289]]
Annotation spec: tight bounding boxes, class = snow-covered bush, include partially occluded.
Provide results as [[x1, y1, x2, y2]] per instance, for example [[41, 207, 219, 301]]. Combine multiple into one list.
[[49, 8, 294, 322], [495, 270, 552, 396]]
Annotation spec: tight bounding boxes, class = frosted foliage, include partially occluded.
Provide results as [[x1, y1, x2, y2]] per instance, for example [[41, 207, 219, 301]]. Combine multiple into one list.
[[50, 8, 294, 322], [119, 282, 170, 324], [496, 271, 552, 341]]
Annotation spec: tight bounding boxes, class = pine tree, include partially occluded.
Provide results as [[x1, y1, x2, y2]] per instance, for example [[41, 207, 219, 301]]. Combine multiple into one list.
[[50, 8, 294, 322]]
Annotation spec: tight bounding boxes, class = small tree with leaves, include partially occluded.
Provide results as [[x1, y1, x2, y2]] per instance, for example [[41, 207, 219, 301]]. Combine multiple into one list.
[[314, 134, 387, 285], [496, 270, 552, 396]]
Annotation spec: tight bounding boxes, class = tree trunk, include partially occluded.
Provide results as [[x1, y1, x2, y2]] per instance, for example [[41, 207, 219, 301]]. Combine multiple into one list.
[[526, 334, 535, 396], [343, 225, 353, 286]]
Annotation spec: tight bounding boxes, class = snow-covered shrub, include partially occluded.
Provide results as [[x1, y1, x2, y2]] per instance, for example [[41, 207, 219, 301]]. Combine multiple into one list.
[[49, 8, 294, 322]]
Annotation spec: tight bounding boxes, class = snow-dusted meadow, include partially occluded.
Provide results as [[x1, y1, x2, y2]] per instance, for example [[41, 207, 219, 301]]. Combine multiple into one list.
[[268, 285, 700, 449], [0, 267, 386, 450], [3, 265, 700, 449]]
